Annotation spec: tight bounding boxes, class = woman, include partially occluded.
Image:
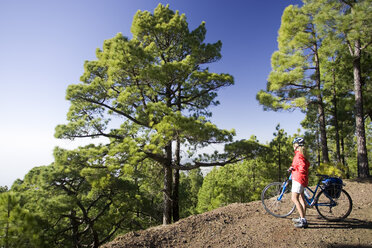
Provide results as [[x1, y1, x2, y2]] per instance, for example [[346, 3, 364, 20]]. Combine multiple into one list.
[[288, 137, 310, 228]]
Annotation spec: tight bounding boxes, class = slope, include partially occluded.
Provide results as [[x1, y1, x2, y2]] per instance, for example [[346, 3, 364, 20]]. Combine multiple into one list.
[[102, 178, 372, 248]]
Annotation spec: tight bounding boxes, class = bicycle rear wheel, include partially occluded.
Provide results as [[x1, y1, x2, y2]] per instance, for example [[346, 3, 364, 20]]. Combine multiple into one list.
[[261, 182, 296, 218], [315, 189, 352, 221]]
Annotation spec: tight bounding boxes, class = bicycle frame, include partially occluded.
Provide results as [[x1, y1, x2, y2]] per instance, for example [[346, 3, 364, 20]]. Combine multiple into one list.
[[278, 174, 335, 208], [304, 184, 321, 207]]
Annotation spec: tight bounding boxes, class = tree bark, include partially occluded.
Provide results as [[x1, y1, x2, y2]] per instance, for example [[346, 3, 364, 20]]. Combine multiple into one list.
[[71, 210, 80, 248], [172, 85, 182, 222], [163, 84, 174, 225], [317, 102, 330, 163], [332, 70, 341, 163], [340, 134, 349, 178], [278, 142, 281, 182], [317, 128, 321, 166], [314, 43, 330, 163], [91, 227, 100, 248], [172, 138, 181, 222], [172, 169, 179, 222], [352, 40, 370, 178], [163, 143, 173, 225]]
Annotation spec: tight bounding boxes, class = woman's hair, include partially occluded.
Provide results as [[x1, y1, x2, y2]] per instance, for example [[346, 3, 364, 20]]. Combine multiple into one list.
[[297, 145, 308, 158]]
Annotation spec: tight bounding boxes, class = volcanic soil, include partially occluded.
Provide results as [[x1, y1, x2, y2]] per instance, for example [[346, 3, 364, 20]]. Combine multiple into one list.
[[102, 178, 372, 248]]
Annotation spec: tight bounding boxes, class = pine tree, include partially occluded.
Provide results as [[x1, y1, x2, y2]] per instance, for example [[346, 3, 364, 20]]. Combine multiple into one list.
[[270, 124, 292, 181], [314, 0, 371, 177], [55, 4, 257, 224], [257, 4, 330, 163]]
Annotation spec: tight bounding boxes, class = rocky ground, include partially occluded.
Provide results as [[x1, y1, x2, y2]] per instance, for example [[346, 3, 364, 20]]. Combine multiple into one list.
[[102, 178, 372, 248]]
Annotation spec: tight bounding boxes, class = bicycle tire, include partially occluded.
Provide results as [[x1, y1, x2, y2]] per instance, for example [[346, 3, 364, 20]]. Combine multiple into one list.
[[261, 182, 296, 218], [315, 189, 352, 221]]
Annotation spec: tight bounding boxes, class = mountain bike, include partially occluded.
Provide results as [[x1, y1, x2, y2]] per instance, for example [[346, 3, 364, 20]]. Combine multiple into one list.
[[261, 173, 352, 221]]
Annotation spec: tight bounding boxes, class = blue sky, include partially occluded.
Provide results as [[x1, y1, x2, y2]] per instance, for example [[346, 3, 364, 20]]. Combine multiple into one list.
[[0, 0, 304, 187]]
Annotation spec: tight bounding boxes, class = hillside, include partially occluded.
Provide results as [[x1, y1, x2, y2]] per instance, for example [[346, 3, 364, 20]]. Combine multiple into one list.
[[102, 178, 372, 248]]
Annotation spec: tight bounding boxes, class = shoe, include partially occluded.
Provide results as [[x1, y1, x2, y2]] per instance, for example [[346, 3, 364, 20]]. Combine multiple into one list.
[[294, 220, 308, 228], [292, 217, 301, 223]]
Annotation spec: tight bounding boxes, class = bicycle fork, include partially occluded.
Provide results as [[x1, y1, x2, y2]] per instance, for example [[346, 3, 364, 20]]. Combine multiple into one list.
[[277, 180, 289, 201]]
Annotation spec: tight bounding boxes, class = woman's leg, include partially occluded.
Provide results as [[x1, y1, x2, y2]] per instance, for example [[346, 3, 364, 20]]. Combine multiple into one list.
[[299, 193, 306, 217], [291, 192, 305, 218]]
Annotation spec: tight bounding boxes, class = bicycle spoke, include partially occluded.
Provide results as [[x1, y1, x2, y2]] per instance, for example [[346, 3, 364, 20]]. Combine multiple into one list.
[[315, 189, 352, 221], [261, 182, 296, 218]]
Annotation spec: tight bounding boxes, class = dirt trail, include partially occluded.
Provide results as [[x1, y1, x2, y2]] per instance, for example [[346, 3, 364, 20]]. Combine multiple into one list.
[[102, 178, 372, 248]]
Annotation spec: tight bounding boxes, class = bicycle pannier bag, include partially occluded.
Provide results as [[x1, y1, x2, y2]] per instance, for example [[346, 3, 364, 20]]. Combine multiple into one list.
[[323, 177, 343, 198]]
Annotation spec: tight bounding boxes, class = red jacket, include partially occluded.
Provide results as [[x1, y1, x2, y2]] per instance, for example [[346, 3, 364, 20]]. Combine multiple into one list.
[[291, 150, 310, 187]]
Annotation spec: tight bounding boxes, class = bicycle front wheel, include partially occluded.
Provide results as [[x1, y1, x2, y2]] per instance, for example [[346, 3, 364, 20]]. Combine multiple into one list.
[[261, 182, 296, 218], [315, 189, 352, 221]]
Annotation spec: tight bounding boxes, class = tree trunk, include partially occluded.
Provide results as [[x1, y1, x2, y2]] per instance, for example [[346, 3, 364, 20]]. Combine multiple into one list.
[[340, 135, 349, 178], [163, 143, 173, 225], [317, 102, 330, 163], [172, 138, 181, 222], [278, 142, 281, 182], [332, 70, 341, 163], [317, 128, 321, 166], [314, 43, 330, 163], [71, 210, 80, 248], [340, 135, 346, 167], [163, 85, 174, 225], [352, 40, 370, 178], [339, 118, 347, 168], [91, 227, 100, 248], [172, 169, 179, 222], [172, 86, 182, 222]]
